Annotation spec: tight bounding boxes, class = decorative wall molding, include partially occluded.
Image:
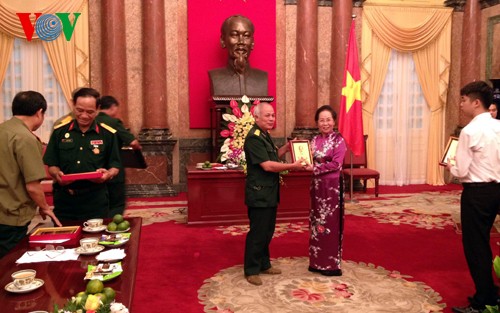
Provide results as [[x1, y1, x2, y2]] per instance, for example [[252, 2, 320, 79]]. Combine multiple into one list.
[[285, 0, 366, 8], [445, 0, 499, 11], [481, 0, 500, 9], [444, 0, 466, 11]]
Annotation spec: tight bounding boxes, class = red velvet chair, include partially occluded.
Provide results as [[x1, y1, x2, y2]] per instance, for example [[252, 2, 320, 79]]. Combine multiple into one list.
[[342, 135, 380, 197]]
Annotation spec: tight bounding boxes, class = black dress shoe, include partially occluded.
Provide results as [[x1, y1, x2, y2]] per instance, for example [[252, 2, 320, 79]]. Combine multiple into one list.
[[451, 305, 482, 313], [308, 266, 342, 276], [467, 295, 500, 305], [308, 266, 321, 273], [320, 269, 342, 276]]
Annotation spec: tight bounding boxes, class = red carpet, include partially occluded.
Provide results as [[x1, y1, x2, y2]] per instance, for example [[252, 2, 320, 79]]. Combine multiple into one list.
[[125, 184, 498, 312]]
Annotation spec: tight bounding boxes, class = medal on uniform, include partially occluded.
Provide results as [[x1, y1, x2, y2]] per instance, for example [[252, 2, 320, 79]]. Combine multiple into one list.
[[92, 144, 100, 154], [64, 133, 70, 138]]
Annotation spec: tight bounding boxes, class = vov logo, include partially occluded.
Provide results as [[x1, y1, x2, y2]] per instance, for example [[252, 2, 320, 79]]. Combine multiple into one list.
[[17, 13, 81, 42]]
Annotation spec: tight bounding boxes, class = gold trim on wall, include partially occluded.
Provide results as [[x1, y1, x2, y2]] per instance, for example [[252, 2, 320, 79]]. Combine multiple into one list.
[[486, 15, 500, 80]]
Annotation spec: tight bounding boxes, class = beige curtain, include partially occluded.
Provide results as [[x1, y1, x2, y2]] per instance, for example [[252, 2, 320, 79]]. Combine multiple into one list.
[[361, 5, 452, 185], [0, 32, 14, 88], [0, 0, 89, 102]]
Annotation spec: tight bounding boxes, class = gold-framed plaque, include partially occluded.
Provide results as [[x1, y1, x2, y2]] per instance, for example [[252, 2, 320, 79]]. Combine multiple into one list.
[[290, 140, 313, 165], [439, 136, 459, 166]]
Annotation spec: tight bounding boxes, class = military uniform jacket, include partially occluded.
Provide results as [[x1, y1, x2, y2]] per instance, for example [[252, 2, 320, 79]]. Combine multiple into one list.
[[43, 119, 121, 189], [96, 112, 136, 183], [96, 112, 135, 148], [244, 124, 280, 207], [0, 117, 47, 226]]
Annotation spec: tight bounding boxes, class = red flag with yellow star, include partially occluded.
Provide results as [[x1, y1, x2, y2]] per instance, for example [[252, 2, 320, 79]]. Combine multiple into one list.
[[339, 21, 364, 156]]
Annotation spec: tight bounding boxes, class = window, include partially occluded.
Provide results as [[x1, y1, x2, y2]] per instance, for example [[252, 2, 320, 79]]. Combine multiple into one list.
[[374, 50, 430, 185], [1, 38, 70, 143]]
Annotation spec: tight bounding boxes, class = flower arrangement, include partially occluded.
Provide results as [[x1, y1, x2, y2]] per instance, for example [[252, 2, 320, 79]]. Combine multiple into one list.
[[219, 95, 259, 168], [52, 296, 128, 313]]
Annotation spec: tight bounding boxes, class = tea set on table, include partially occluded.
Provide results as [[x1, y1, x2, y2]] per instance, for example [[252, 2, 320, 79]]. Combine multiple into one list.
[[6, 217, 130, 294], [82, 218, 107, 233], [5, 269, 44, 294], [78, 217, 130, 253]]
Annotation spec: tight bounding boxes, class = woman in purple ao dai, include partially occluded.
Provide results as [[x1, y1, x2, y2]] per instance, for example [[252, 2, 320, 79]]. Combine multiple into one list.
[[306, 105, 347, 276]]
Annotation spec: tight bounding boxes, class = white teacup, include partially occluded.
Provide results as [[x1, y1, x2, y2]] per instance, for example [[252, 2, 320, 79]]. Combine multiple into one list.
[[83, 218, 103, 229], [12, 269, 36, 290], [80, 237, 99, 251]]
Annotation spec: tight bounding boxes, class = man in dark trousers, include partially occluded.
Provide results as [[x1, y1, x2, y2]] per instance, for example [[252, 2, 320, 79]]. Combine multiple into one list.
[[446, 81, 500, 313], [0, 91, 61, 258], [243, 102, 304, 285], [97, 95, 141, 217], [44, 88, 121, 221]]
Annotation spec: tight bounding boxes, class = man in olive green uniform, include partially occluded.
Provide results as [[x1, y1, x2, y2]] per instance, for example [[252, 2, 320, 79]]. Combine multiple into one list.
[[243, 102, 305, 285], [44, 88, 121, 221], [0, 91, 61, 258], [97, 95, 142, 217]]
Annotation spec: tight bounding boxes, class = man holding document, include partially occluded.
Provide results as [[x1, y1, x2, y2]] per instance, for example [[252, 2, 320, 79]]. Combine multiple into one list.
[[44, 88, 121, 221], [445, 81, 500, 313]]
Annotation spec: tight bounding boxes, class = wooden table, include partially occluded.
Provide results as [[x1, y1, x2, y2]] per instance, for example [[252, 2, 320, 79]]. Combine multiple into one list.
[[0, 217, 142, 312], [187, 166, 311, 225]]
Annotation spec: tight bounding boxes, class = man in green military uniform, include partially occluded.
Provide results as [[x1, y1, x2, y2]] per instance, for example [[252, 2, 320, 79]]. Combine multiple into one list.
[[243, 102, 305, 285], [44, 88, 121, 221], [0, 91, 62, 258], [97, 95, 142, 217]]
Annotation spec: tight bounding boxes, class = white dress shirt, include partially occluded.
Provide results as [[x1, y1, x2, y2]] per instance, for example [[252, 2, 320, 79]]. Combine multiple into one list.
[[450, 112, 500, 183]]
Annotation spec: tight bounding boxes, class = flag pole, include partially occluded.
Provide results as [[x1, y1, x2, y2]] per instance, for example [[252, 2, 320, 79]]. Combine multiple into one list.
[[344, 14, 358, 204], [346, 150, 358, 203]]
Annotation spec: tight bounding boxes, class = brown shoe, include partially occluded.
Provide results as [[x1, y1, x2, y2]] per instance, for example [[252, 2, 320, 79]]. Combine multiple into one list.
[[246, 275, 263, 286], [261, 267, 282, 275]]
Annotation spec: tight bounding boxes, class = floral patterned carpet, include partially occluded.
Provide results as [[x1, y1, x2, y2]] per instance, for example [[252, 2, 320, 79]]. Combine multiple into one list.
[[123, 189, 500, 313], [124, 199, 187, 225], [123, 191, 464, 231], [209, 190, 500, 236], [198, 257, 444, 313], [345, 191, 461, 231]]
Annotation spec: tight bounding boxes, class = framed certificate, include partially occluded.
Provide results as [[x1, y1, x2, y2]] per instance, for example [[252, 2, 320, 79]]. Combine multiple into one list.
[[439, 136, 459, 166], [290, 140, 313, 165]]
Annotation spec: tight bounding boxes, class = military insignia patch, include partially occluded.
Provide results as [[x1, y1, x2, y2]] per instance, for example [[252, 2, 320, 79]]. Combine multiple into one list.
[[254, 129, 260, 136]]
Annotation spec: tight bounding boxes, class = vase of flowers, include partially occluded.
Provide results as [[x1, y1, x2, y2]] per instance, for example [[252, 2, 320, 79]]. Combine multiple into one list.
[[219, 95, 259, 170]]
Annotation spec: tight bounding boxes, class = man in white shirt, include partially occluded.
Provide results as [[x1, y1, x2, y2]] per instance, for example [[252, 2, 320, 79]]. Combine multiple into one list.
[[447, 81, 500, 313]]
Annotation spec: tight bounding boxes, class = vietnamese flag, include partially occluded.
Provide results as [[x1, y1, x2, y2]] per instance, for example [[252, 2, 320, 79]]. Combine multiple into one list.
[[338, 21, 364, 156]]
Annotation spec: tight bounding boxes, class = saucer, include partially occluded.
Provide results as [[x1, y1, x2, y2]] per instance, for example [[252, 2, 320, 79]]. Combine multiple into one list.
[[5, 278, 44, 294], [106, 227, 130, 234], [75, 245, 105, 255], [83, 225, 107, 233]]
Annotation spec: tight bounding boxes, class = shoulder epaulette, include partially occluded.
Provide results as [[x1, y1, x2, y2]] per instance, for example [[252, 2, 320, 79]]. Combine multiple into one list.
[[253, 129, 261, 136], [100, 122, 117, 134], [53, 116, 72, 129]]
